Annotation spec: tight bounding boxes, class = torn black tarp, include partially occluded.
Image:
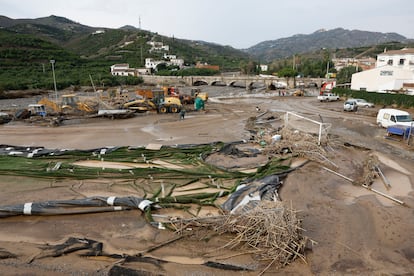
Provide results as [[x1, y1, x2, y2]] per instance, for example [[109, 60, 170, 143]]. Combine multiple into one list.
[[221, 174, 284, 214], [218, 143, 260, 158], [0, 196, 153, 218]]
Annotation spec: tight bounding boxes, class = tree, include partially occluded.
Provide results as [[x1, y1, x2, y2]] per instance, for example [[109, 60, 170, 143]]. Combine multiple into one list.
[[240, 61, 259, 75], [278, 67, 298, 88], [336, 66, 361, 84]]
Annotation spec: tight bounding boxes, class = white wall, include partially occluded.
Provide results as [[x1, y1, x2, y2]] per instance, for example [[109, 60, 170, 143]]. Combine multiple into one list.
[[351, 65, 414, 92]]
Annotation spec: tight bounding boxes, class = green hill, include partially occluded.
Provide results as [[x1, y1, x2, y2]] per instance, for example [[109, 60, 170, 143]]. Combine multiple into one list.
[[0, 15, 250, 91]]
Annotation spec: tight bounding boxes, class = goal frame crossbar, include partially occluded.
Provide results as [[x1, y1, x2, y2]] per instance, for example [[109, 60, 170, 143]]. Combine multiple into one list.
[[284, 111, 331, 145]]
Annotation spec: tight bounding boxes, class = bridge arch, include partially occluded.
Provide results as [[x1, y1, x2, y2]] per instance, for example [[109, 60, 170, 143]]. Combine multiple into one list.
[[193, 80, 209, 86], [229, 81, 246, 88], [211, 80, 227, 86], [248, 81, 266, 90]]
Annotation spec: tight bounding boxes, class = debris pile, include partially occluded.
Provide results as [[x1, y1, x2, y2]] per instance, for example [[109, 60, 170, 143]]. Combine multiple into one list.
[[169, 200, 307, 268], [360, 154, 380, 186], [263, 128, 331, 165]]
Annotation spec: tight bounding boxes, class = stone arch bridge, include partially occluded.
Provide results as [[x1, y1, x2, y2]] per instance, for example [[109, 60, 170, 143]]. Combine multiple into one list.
[[141, 75, 325, 89]]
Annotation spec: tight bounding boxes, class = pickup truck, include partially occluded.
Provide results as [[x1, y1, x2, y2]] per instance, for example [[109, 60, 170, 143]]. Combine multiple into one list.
[[318, 93, 340, 102]]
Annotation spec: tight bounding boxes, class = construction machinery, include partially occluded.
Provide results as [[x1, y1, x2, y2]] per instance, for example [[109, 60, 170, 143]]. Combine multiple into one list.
[[320, 81, 336, 95], [191, 88, 208, 102], [38, 94, 95, 115], [126, 89, 182, 113], [28, 104, 47, 117], [97, 88, 130, 108], [293, 89, 304, 96]]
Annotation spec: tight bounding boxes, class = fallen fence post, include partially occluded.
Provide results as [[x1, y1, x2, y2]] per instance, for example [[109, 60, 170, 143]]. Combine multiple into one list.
[[322, 167, 404, 206], [322, 167, 354, 183], [374, 165, 391, 190], [362, 184, 404, 206]]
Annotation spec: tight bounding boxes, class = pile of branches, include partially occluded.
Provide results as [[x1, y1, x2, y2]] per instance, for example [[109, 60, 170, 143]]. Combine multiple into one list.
[[170, 201, 307, 268], [214, 201, 307, 266], [263, 128, 331, 165]]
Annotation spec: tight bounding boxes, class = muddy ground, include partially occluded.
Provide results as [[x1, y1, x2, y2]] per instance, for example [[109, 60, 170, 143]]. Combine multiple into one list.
[[0, 87, 413, 275]]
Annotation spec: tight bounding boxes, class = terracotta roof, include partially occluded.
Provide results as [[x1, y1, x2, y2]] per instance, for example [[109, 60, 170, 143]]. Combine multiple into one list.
[[378, 48, 414, 56]]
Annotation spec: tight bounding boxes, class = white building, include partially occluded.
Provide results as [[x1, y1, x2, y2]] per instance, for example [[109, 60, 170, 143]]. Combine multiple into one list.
[[110, 64, 135, 76], [145, 57, 184, 70], [351, 48, 414, 92], [376, 48, 414, 69], [136, 68, 151, 75], [169, 58, 184, 68], [145, 58, 163, 70], [147, 41, 170, 52], [163, 54, 177, 60], [259, 64, 268, 72]]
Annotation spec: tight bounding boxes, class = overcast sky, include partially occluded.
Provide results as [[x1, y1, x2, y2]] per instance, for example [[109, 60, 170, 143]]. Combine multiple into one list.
[[1, 0, 413, 49]]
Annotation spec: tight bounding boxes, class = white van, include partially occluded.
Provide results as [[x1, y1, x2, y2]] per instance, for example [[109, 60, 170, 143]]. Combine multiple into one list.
[[376, 108, 413, 128]]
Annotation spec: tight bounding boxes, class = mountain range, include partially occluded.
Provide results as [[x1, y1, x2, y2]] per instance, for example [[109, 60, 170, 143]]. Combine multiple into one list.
[[0, 15, 412, 64], [245, 28, 410, 62]]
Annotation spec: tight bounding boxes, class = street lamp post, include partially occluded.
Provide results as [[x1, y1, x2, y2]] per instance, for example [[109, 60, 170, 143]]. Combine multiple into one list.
[[50, 60, 57, 102]]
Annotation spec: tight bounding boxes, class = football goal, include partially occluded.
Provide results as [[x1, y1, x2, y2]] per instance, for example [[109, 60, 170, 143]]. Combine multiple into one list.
[[284, 111, 331, 145]]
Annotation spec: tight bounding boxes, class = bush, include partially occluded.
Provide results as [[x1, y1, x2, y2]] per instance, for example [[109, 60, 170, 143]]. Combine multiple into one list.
[[334, 88, 414, 108]]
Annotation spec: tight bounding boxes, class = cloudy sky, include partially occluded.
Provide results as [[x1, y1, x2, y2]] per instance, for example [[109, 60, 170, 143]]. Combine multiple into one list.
[[1, 0, 413, 49]]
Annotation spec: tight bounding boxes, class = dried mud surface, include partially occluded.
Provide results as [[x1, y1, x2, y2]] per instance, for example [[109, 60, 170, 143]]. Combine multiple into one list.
[[0, 87, 413, 275]]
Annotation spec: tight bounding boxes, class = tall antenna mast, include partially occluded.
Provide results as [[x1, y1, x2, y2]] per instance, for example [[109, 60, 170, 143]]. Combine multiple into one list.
[[139, 16, 141, 29]]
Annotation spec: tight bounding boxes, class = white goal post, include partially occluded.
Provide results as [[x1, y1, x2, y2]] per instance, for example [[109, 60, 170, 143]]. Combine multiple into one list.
[[284, 112, 331, 145]]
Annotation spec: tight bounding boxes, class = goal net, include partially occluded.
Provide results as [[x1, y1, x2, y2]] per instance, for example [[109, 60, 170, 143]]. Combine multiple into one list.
[[283, 112, 331, 145]]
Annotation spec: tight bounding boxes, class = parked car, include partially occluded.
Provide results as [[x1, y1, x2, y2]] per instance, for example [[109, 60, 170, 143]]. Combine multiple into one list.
[[376, 108, 413, 128], [317, 93, 340, 102], [349, 98, 374, 108], [344, 100, 358, 112]]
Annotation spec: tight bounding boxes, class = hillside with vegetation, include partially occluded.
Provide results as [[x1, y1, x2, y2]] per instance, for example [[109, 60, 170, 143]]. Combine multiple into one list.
[[1, 15, 414, 92], [0, 15, 250, 91]]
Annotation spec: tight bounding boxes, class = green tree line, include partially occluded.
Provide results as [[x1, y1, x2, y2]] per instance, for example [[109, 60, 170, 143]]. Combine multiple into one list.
[[334, 88, 414, 108]]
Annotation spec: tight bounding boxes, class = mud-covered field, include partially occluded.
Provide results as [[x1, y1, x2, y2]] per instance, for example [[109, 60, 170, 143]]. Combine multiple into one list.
[[0, 87, 413, 275]]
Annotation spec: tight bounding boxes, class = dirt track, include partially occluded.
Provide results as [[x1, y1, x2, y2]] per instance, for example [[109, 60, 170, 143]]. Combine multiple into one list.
[[0, 87, 413, 275]]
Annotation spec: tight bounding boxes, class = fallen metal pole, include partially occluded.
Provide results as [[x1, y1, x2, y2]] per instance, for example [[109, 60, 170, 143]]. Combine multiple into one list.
[[322, 167, 354, 183], [374, 165, 391, 190], [322, 166, 404, 206], [362, 184, 404, 206]]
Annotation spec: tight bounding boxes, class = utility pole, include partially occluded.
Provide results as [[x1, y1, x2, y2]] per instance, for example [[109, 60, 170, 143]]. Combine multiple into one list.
[[326, 60, 330, 81], [50, 60, 58, 103], [292, 55, 295, 70]]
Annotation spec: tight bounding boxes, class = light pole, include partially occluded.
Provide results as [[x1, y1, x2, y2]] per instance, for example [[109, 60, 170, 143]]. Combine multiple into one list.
[[50, 60, 57, 102]]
